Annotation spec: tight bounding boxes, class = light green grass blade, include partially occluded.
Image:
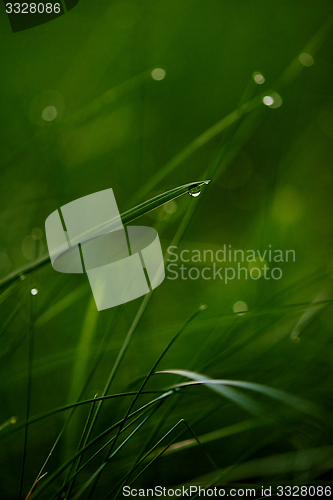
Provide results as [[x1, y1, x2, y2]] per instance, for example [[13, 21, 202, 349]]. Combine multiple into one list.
[[65, 296, 99, 456], [145, 419, 264, 459], [157, 369, 320, 417]]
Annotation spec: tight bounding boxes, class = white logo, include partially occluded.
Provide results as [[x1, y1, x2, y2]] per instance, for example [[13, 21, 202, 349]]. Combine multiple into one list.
[[45, 189, 165, 310]]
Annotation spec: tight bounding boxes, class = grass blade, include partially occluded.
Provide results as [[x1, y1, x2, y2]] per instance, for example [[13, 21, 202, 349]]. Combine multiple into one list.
[[113, 418, 219, 499], [0, 179, 210, 290], [24, 473, 47, 500], [157, 369, 320, 417], [63, 394, 99, 499], [71, 407, 162, 500], [84, 306, 206, 495], [147, 419, 264, 459], [28, 391, 173, 499], [19, 294, 35, 500]]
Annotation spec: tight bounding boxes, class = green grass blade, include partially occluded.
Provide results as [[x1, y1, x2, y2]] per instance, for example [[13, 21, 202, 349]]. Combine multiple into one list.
[[71, 408, 162, 500], [28, 392, 173, 499], [157, 369, 320, 417], [63, 394, 99, 500], [107, 307, 204, 449], [130, 97, 262, 205], [113, 418, 218, 498], [0, 391, 168, 439], [147, 419, 264, 459], [35, 283, 88, 328], [84, 306, 205, 495], [66, 296, 99, 456], [52, 400, 166, 500], [0, 179, 210, 290], [19, 295, 35, 500]]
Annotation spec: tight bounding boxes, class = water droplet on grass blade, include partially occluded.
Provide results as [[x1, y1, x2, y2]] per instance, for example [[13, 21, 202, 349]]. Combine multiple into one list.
[[253, 71, 265, 84], [233, 301, 248, 315], [299, 53, 314, 67], [151, 68, 166, 80], [188, 186, 201, 197], [42, 106, 57, 122], [263, 92, 283, 109]]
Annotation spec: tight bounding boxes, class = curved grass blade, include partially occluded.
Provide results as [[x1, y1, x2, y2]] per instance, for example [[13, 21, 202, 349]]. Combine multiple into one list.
[[81, 306, 206, 497], [66, 296, 99, 456], [156, 369, 320, 417], [0, 179, 210, 290], [113, 418, 219, 499], [130, 97, 262, 206], [0, 391, 168, 439], [0, 416, 17, 432], [70, 406, 163, 500], [0, 277, 25, 304], [130, 16, 333, 207], [24, 472, 47, 500], [26, 391, 173, 499], [146, 419, 263, 460], [106, 307, 205, 448], [19, 295, 35, 500], [35, 283, 88, 328], [120, 179, 209, 225], [50, 400, 166, 500], [28, 306, 125, 486], [63, 394, 99, 500]]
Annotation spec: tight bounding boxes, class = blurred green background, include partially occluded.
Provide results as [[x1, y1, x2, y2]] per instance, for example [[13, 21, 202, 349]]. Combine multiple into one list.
[[0, 0, 333, 498]]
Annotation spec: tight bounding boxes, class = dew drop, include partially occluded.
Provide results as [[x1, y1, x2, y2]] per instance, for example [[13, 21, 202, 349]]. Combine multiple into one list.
[[42, 106, 57, 122], [252, 71, 265, 84], [299, 53, 314, 67], [31, 288, 38, 296], [188, 186, 201, 197], [263, 95, 274, 106], [233, 301, 248, 315], [263, 92, 283, 109], [151, 68, 166, 81]]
